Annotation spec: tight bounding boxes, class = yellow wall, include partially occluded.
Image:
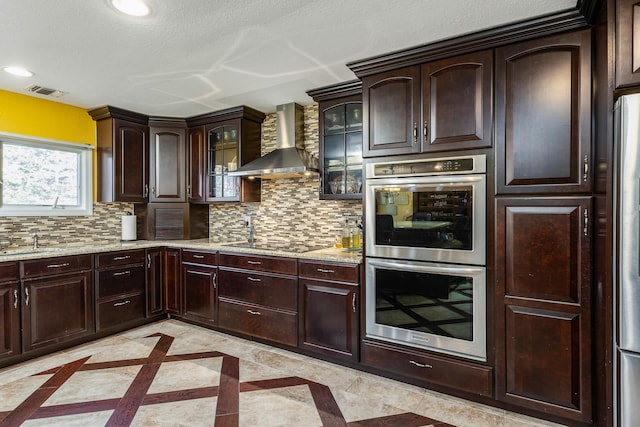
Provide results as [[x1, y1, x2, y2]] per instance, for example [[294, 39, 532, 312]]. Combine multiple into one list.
[[0, 89, 96, 197]]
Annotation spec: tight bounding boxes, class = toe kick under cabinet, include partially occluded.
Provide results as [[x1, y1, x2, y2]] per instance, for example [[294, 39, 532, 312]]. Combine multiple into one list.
[[94, 250, 146, 332], [218, 253, 298, 347]]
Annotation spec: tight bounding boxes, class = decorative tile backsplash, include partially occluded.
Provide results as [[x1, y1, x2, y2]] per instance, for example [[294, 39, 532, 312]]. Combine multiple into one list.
[[1, 104, 362, 248]]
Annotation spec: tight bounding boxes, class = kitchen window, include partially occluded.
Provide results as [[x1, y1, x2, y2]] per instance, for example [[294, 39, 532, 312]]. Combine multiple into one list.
[[0, 133, 93, 216]]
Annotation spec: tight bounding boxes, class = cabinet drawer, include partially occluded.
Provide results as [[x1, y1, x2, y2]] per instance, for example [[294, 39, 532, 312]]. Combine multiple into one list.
[[21, 255, 92, 279], [0, 262, 19, 282], [299, 260, 359, 283], [97, 265, 145, 299], [182, 250, 217, 265], [220, 253, 297, 275], [218, 298, 297, 347], [219, 269, 297, 311], [95, 250, 145, 268], [362, 340, 493, 397], [97, 293, 145, 331]]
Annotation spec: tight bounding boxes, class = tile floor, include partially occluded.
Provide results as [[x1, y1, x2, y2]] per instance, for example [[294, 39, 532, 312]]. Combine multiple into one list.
[[0, 320, 564, 426]]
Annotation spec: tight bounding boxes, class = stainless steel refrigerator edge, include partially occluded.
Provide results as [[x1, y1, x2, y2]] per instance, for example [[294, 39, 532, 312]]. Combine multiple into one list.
[[614, 93, 640, 427]]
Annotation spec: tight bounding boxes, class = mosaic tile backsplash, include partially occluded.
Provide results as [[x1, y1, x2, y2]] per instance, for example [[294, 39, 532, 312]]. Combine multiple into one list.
[[1, 104, 362, 248]]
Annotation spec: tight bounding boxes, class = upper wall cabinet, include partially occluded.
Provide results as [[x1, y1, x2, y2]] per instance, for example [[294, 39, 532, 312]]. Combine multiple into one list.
[[149, 118, 187, 203], [187, 106, 265, 203], [89, 106, 150, 203], [308, 80, 363, 200], [495, 29, 592, 195], [616, 0, 640, 88], [361, 50, 493, 158]]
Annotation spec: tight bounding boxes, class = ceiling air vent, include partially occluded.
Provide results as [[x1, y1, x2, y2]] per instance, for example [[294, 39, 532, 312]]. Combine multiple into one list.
[[25, 84, 65, 97]]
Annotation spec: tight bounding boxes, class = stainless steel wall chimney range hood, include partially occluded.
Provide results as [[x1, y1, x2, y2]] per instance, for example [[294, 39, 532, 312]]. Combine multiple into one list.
[[228, 103, 319, 179]]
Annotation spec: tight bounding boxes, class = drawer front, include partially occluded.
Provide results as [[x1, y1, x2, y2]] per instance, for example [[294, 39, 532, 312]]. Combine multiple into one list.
[[219, 253, 297, 275], [298, 260, 359, 283], [219, 269, 297, 311], [22, 255, 92, 279], [97, 265, 145, 299], [95, 250, 145, 268], [0, 262, 19, 282], [182, 250, 217, 266], [97, 294, 146, 331], [218, 298, 297, 347], [362, 341, 493, 397]]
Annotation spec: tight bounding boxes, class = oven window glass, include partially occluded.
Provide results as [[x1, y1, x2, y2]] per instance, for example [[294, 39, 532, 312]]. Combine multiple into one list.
[[374, 184, 473, 250], [375, 267, 473, 341]]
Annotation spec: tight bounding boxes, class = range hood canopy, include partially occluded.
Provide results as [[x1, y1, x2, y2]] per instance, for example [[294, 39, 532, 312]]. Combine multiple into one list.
[[228, 103, 319, 179]]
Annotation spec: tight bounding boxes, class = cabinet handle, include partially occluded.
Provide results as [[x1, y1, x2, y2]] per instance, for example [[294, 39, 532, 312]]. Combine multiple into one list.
[[147, 253, 151, 269], [583, 155, 589, 182], [112, 255, 130, 261], [187, 184, 191, 197], [192, 254, 205, 259], [409, 360, 432, 369], [13, 289, 18, 309], [247, 260, 262, 265], [24, 288, 29, 307], [151, 186, 156, 197], [584, 208, 589, 236], [412, 122, 418, 145], [113, 300, 131, 307], [352, 293, 356, 313], [424, 121, 428, 141], [247, 276, 261, 282], [144, 184, 149, 198], [212, 272, 217, 289], [316, 268, 335, 274], [112, 270, 131, 277], [47, 262, 70, 268], [247, 309, 261, 316]]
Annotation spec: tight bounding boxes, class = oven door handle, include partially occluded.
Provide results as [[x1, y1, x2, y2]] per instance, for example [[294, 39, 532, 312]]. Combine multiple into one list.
[[366, 257, 485, 276]]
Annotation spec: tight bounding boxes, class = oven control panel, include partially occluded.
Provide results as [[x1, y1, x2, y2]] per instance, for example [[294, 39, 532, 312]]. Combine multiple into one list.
[[369, 155, 484, 178]]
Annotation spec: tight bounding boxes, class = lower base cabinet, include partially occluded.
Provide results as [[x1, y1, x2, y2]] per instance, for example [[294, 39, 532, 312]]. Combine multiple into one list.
[[218, 299, 297, 346], [164, 248, 182, 315], [0, 262, 20, 362], [182, 250, 218, 325], [146, 248, 164, 317]]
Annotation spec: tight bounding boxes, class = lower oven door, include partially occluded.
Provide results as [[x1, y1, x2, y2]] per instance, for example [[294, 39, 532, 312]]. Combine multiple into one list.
[[366, 257, 486, 361]]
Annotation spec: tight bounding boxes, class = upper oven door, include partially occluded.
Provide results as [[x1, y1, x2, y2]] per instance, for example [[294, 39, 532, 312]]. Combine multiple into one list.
[[365, 174, 486, 265]]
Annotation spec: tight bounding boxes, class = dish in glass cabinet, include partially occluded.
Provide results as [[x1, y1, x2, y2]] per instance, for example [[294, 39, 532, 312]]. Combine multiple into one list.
[[329, 174, 360, 194]]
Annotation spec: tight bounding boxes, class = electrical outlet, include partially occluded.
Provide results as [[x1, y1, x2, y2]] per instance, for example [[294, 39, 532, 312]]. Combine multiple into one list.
[[244, 215, 251, 227]]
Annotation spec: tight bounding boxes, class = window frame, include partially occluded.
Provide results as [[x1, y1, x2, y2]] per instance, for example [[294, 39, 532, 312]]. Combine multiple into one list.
[[0, 131, 94, 217]]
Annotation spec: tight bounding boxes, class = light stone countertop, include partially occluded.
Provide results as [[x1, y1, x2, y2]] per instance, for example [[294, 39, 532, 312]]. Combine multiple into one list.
[[0, 239, 362, 265]]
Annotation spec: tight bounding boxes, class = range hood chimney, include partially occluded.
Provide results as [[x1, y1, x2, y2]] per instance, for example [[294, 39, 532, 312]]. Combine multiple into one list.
[[228, 103, 319, 179]]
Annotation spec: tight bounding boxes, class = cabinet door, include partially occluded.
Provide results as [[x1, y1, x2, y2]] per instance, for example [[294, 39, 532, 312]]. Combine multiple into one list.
[[363, 66, 421, 157], [114, 119, 149, 202], [149, 127, 186, 202], [616, 0, 640, 88], [163, 248, 182, 315], [22, 271, 94, 353], [495, 197, 592, 423], [0, 282, 20, 361], [205, 121, 241, 201], [187, 126, 206, 202], [146, 248, 163, 316], [298, 279, 358, 361], [495, 30, 591, 194], [422, 50, 493, 152], [182, 264, 217, 325]]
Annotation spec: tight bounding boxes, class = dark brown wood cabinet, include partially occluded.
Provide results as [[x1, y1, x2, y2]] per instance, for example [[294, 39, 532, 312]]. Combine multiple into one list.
[[615, 0, 640, 88], [149, 119, 187, 203], [134, 202, 209, 240], [94, 250, 146, 332], [89, 106, 150, 203], [362, 50, 492, 157], [182, 250, 218, 325], [187, 106, 265, 203], [218, 252, 298, 347], [298, 260, 360, 361], [0, 262, 20, 362], [163, 248, 182, 315], [495, 29, 592, 194], [146, 248, 163, 317], [495, 197, 592, 423], [20, 255, 94, 353]]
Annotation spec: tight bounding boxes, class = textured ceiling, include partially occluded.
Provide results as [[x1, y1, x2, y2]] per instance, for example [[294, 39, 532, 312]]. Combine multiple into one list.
[[0, 0, 576, 116]]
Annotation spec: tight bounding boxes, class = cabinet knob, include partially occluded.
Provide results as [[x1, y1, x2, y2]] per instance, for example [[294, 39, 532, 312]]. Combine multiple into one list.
[[413, 122, 418, 145], [144, 184, 149, 198], [13, 289, 18, 309], [424, 121, 429, 141], [24, 288, 29, 307]]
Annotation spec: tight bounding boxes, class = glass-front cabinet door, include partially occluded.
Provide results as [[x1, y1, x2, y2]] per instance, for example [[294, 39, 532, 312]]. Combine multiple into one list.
[[320, 100, 363, 199], [207, 121, 240, 201]]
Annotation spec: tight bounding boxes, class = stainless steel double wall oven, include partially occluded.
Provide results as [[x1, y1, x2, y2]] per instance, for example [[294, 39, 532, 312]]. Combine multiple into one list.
[[364, 154, 487, 361]]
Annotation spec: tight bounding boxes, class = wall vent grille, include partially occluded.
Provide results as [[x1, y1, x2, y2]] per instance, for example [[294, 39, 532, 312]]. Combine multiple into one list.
[[25, 84, 65, 97]]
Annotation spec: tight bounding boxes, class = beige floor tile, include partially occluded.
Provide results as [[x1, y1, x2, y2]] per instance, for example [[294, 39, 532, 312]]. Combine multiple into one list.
[[21, 410, 113, 427], [239, 384, 322, 427], [0, 375, 53, 411], [131, 397, 218, 427], [148, 358, 223, 394]]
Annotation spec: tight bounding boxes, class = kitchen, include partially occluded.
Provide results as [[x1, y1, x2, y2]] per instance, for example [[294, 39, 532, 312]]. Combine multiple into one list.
[[0, 0, 631, 426]]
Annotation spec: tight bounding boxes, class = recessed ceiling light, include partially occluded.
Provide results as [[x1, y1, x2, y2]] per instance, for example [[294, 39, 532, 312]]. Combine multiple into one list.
[[3, 66, 33, 77], [111, 0, 150, 16]]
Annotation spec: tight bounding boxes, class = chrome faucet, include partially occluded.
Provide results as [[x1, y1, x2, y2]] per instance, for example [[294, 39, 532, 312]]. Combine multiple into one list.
[[32, 233, 39, 250], [248, 226, 255, 245]]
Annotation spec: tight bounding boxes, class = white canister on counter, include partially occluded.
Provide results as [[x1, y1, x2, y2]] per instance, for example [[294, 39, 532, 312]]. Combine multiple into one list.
[[121, 214, 137, 241]]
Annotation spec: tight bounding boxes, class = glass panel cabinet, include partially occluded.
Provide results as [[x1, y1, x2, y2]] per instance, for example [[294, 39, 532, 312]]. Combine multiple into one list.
[[208, 122, 240, 200], [308, 80, 363, 200]]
